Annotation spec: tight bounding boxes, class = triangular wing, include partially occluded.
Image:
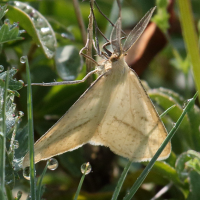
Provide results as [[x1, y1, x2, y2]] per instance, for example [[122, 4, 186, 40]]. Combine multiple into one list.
[[23, 72, 115, 167], [90, 67, 171, 161]]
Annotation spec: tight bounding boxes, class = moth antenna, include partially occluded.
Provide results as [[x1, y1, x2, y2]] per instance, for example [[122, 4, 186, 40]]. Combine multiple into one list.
[[90, 1, 110, 44], [94, 0, 126, 36], [102, 42, 112, 57], [117, 0, 122, 19]]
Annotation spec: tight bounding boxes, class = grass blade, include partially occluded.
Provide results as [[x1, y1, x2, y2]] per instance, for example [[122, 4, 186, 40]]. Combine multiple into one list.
[[37, 160, 49, 200], [0, 70, 9, 200], [25, 56, 36, 200], [74, 162, 91, 200], [177, 0, 200, 102]]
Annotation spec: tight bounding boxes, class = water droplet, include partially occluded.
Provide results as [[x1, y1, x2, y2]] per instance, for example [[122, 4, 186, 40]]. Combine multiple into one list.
[[12, 22, 19, 28], [19, 80, 24, 85], [25, 5, 32, 14], [40, 27, 51, 34], [4, 19, 10, 25], [18, 111, 24, 117], [19, 30, 26, 34], [30, 10, 38, 19], [47, 158, 58, 170], [15, 2, 21, 7], [13, 140, 19, 149], [20, 56, 27, 64], [23, 167, 30, 180], [0, 132, 3, 137], [0, 65, 4, 72], [35, 18, 46, 28], [61, 33, 69, 39], [81, 162, 92, 175]]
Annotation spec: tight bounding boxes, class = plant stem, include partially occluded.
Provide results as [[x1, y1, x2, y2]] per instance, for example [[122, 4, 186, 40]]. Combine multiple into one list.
[[72, 0, 87, 44], [111, 160, 132, 200], [177, 0, 200, 101], [37, 161, 49, 200], [0, 70, 9, 200], [123, 92, 198, 200], [85, 0, 94, 85], [25, 57, 36, 200], [73, 163, 90, 200]]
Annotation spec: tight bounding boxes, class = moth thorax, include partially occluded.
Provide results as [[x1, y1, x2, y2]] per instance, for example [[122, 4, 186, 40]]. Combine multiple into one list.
[[110, 53, 120, 62]]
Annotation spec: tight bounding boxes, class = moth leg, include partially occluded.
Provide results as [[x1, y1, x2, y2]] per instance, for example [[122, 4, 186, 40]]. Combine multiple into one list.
[[79, 37, 99, 67], [102, 42, 112, 57], [29, 69, 98, 86]]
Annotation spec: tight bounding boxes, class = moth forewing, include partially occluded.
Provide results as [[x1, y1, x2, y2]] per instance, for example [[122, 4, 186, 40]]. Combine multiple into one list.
[[123, 6, 156, 53]]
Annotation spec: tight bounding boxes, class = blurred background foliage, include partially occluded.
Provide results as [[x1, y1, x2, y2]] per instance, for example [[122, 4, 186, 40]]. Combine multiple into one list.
[[1, 0, 200, 199]]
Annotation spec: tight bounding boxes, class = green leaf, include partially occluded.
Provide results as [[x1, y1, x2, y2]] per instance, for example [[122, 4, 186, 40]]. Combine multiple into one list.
[[152, 0, 169, 33], [149, 88, 200, 152], [0, 5, 8, 20], [176, 150, 200, 183], [47, 17, 75, 41], [0, 68, 23, 91], [186, 170, 200, 200], [152, 161, 184, 188], [148, 88, 194, 153], [186, 104, 200, 151], [5, 152, 15, 189], [55, 45, 83, 80], [8, 1, 57, 59], [14, 124, 28, 171], [0, 21, 23, 44]]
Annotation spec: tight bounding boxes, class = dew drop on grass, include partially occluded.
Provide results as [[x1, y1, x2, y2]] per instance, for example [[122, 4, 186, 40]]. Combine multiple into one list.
[[13, 140, 19, 149], [81, 162, 92, 175], [0, 65, 4, 72], [18, 80, 24, 86], [47, 158, 58, 170], [23, 167, 30, 180], [182, 98, 192, 109], [20, 56, 27, 64]]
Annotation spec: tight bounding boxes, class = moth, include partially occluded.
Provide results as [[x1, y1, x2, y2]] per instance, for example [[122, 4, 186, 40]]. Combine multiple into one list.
[[23, 7, 171, 168]]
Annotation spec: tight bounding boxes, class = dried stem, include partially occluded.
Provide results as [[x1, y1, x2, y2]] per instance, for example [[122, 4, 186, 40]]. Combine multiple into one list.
[[72, 0, 87, 44]]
